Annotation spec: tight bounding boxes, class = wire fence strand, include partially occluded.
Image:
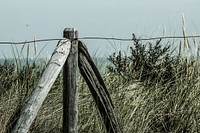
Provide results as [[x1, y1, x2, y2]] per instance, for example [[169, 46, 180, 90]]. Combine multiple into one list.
[[0, 39, 63, 45], [0, 35, 200, 45], [80, 35, 200, 41]]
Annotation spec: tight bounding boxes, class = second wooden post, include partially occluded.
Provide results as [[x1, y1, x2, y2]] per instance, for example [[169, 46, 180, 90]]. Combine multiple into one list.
[[63, 28, 78, 133]]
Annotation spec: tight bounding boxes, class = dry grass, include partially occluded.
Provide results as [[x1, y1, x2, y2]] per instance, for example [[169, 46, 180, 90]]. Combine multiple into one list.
[[1, 24, 200, 132]]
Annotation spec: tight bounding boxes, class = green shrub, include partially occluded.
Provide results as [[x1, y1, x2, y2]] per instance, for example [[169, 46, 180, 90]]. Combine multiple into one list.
[[107, 39, 181, 86]]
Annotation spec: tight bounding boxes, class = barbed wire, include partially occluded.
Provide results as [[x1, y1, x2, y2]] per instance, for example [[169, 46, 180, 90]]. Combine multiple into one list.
[[0, 35, 200, 45]]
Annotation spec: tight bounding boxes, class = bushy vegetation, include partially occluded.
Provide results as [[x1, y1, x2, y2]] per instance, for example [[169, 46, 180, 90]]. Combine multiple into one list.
[[107, 39, 176, 85], [1, 35, 200, 133], [106, 38, 200, 132]]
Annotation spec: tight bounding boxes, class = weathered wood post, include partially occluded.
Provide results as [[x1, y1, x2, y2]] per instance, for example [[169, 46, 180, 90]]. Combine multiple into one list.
[[12, 39, 71, 133], [78, 41, 122, 133], [63, 28, 78, 133]]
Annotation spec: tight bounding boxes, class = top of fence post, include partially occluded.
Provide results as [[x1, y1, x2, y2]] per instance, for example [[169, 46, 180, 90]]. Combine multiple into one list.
[[63, 28, 78, 40]]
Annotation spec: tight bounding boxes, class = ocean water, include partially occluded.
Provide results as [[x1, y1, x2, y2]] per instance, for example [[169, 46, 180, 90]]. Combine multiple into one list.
[[0, 57, 109, 72], [0, 58, 47, 69]]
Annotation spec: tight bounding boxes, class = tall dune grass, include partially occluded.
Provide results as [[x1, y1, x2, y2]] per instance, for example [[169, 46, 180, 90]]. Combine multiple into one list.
[[1, 27, 200, 132]]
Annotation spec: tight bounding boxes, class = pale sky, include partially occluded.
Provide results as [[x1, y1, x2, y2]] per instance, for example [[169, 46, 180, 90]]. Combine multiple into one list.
[[0, 0, 200, 58]]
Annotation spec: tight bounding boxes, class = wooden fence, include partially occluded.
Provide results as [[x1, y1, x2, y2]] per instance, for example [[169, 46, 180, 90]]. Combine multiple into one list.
[[11, 28, 122, 133]]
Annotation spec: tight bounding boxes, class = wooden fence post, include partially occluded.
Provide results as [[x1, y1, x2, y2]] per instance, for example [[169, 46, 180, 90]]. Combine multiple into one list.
[[63, 28, 78, 133], [78, 41, 122, 133], [12, 39, 71, 133]]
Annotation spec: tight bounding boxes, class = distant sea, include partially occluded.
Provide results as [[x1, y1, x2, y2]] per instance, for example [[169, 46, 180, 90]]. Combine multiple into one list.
[[0, 57, 109, 72], [0, 58, 47, 68]]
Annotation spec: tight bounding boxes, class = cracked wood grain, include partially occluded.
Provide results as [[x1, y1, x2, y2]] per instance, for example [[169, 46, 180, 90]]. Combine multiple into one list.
[[12, 39, 71, 133]]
